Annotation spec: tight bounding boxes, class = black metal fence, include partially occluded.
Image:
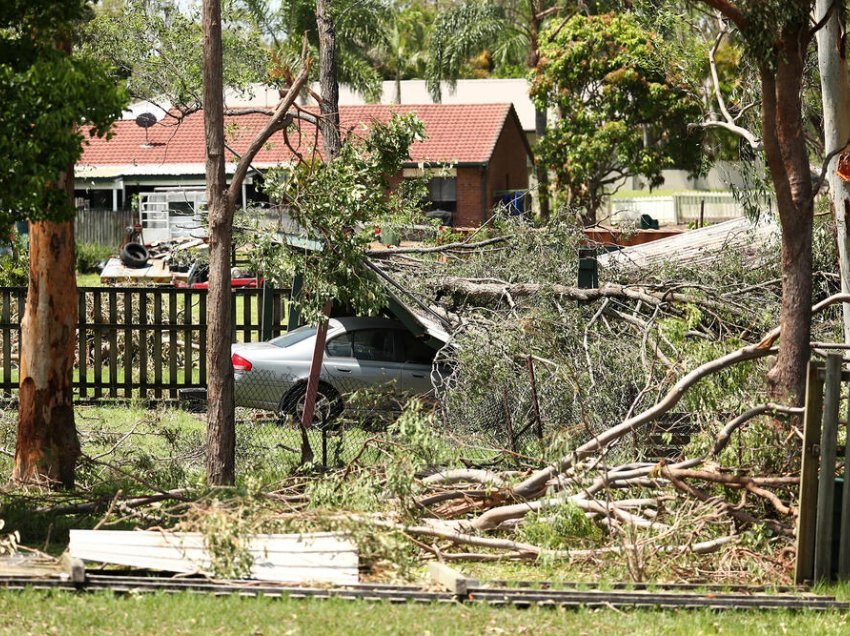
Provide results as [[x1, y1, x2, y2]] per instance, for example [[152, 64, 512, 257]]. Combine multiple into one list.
[[0, 285, 290, 401]]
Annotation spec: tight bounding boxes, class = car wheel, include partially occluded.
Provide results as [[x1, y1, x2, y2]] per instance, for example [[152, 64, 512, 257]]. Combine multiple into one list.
[[278, 382, 342, 429]]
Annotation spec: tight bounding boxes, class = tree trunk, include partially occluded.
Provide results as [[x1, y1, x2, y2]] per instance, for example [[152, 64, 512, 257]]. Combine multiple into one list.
[[761, 33, 814, 405], [298, 0, 342, 445], [317, 0, 341, 158], [816, 0, 850, 343], [14, 214, 80, 488], [527, 2, 550, 222], [203, 0, 236, 485], [533, 108, 551, 222]]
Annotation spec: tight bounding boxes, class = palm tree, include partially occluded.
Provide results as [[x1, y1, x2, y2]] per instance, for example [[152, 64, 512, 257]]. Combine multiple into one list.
[[370, 2, 432, 103], [425, 0, 574, 222], [244, 0, 389, 100]]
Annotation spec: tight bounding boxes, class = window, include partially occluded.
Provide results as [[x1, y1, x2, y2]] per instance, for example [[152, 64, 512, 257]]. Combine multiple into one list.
[[427, 177, 457, 213], [326, 329, 397, 362], [395, 331, 436, 365], [326, 332, 353, 358], [270, 325, 317, 348], [352, 329, 396, 362]]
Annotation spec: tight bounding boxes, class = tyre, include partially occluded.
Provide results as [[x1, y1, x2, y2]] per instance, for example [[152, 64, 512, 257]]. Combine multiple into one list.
[[119, 242, 150, 268], [278, 382, 342, 429]]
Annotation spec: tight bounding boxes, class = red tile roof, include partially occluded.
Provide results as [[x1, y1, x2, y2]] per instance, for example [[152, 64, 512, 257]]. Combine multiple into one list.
[[79, 104, 518, 168]]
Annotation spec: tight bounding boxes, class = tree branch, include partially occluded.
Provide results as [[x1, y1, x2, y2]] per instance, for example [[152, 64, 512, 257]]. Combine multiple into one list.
[[365, 236, 510, 257], [226, 43, 312, 202], [699, 0, 747, 30], [703, 24, 762, 150], [469, 292, 850, 529]]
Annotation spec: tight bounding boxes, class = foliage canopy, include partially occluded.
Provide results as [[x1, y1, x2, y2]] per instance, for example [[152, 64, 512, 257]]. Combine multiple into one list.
[[531, 13, 704, 223], [0, 0, 127, 224]]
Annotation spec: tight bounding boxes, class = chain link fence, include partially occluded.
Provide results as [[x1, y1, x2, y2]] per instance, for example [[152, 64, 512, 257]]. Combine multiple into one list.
[[0, 355, 701, 483], [233, 368, 412, 474]]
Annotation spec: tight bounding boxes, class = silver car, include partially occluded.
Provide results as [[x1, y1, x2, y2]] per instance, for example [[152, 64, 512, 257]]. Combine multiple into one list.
[[232, 317, 437, 424]]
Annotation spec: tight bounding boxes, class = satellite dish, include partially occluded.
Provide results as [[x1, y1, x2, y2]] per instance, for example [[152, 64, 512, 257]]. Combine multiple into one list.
[[135, 112, 157, 128], [135, 112, 157, 146]]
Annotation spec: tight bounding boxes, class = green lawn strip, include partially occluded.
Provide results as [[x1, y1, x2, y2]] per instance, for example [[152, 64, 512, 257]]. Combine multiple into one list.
[[0, 589, 847, 636], [76, 273, 103, 287]]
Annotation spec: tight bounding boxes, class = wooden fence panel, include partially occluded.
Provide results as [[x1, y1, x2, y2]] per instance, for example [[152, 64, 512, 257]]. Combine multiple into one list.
[[75, 208, 135, 247], [0, 286, 289, 403]]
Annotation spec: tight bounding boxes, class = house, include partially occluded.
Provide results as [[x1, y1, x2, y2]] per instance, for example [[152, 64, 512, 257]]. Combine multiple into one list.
[[76, 103, 532, 229]]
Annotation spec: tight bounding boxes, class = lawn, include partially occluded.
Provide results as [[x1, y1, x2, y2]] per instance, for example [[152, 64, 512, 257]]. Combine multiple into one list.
[[0, 589, 848, 635]]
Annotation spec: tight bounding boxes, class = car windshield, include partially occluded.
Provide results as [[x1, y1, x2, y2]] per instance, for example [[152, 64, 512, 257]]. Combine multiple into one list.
[[269, 325, 317, 348]]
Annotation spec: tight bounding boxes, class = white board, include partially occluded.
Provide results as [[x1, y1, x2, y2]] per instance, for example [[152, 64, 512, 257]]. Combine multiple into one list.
[[69, 530, 358, 585]]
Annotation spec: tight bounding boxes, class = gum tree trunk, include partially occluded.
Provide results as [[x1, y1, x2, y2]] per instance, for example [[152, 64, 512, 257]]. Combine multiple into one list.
[[761, 32, 814, 405], [528, 1, 550, 222], [699, 1, 815, 405], [14, 195, 80, 488], [298, 0, 342, 445], [816, 0, 850, 343], [317, 0, 340, 158], [203, 0, 236, 485], [14, 34, 80, 489]]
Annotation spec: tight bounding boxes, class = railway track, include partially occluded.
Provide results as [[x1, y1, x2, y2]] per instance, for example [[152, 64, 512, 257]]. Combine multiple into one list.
[[0, 573, 847, 612]]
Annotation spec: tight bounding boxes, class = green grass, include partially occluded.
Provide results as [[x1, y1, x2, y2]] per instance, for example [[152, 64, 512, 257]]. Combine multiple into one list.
[[76, 272, 103, 287], [0, 589, 848, 635]]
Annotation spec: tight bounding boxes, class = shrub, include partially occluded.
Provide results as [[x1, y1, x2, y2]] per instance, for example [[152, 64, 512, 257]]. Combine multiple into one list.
[[76, 242, 113, 273], [0, 234, 28, 286]]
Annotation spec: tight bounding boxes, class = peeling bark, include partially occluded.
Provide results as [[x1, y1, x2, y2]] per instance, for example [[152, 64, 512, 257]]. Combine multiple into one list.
[[14, 216, 80, 488], [816, 0, 850, 343]]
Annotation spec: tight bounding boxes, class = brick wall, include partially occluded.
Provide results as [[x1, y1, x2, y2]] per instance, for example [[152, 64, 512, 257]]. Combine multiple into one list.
[[486, 113, 531, 213], [454, 167, 484, 227]]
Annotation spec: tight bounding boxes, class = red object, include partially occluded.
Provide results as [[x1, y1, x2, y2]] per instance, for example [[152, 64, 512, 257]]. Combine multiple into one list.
[[174, 277, 260, 289], [231, 353, 252, 372]]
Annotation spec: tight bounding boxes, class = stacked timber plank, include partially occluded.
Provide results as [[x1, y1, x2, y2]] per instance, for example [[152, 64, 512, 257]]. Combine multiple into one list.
[[68, 530, 358, 585]]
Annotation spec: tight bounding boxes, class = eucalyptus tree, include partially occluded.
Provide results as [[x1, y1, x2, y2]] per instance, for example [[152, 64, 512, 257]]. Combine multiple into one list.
[[815, 0, 850, 343], [85, 0, 267, 114], [1, 1, 126, 487], [691, 0, 821, 405]]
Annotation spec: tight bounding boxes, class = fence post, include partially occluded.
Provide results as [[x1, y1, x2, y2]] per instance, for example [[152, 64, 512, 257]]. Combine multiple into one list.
[[261, 280, 274, 341], [527, 356, 543, 441], [796, 360, 825, 584], [287, 273, 304, 332], [502, 387, 517, 454], [814, 354, 842, 582]]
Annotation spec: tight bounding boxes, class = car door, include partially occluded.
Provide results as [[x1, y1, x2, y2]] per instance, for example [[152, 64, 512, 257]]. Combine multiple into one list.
[[395, 330, 437, 396], [350, 328, 403, 393], [324, 328, 402, 394], [324, 331, 358, 392]]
